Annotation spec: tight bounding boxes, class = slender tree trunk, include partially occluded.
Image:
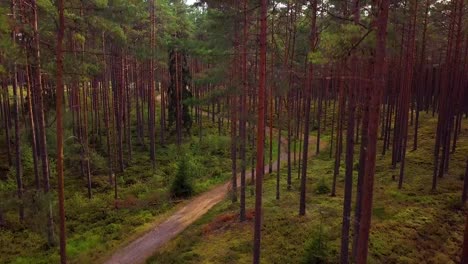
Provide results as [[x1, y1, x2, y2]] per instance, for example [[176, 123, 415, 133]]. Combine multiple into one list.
[[341, 3, 360, 261], [11, 0, 24, 221], [160, 81, 165, 145], [331, 73, 344, 197], [118, 56, 125, 173], [125, 58, 132, 162], [56, 0, 67, 260], [149, 0, 156, 168], [316, 85, 322, 155], [276, 98, 282, 200], [231, 91, 238, 202], [330, 81, 336, 159], [239, 0, 248, 221], [299, 0, 317, 216], [353, 61, 372, 261], [286, 3, 298, 190], [83, 82, 92, 199], [413, 0, 430, 151], [253, 0, 267, 261], [102, 34, 113, 185]]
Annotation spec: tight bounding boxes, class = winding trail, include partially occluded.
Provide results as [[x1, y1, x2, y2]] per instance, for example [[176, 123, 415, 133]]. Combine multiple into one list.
[[104, 123, 327, 264]]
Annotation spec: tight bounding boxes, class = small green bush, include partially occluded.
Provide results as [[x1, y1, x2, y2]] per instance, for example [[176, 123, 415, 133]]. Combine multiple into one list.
[[170, 156, 194, 198], [302, 230, 330, 264], [315, 178, 330, 195]]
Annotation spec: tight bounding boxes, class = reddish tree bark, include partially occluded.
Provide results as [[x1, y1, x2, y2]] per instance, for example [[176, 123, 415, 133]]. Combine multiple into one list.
[[356, 0, 390, 262], [253, 0, 267, 261]]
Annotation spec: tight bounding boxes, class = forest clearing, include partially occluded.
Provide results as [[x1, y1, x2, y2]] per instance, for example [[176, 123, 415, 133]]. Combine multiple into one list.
[[0, 0, 467, 263]]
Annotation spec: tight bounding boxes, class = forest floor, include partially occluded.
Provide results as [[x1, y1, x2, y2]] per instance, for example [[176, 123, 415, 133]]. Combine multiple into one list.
[[0, 110, 279, 264], [147, 112, 468, 264], [102, 130, 327, 264]]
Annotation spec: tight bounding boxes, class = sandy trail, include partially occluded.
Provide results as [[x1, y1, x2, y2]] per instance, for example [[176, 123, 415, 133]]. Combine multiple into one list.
[[104, 111, 327, 264]]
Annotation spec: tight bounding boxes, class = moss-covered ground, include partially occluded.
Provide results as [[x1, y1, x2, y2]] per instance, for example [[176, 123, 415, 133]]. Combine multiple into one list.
[[148, 112, 467, 264]]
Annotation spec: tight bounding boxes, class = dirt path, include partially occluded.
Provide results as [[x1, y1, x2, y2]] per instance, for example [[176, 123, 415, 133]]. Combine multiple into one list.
[[104, 120, 327, 264]]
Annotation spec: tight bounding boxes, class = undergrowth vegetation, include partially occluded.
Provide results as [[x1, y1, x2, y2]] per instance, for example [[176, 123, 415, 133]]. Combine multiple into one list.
[[148, 112, 467, 264], [0, 108, 279, 264]]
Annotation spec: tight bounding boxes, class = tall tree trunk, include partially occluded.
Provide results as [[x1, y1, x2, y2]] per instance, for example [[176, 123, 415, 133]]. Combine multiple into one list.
[[341, 60, 356, 264], [353, 61, 373, 261], [239, 0, 248, 221], [83, 82, 92, 199], [231, 91, 238, 203], [102, 34, 114, 185], [356, 0, 390, 262], [341, 3, 360, 262], [253, 0, 267, 261], [316, 84, 322, 155], [413, 0, 430, 151], [118, 55, 125, 172], [287, 93, 292, 190], [299, 0, 317, 216], [330, 78, 336, 159], [149, 0, 156, 168], [276, 98, 282, 200], [11, 0, 24, 221], [331, 73, 344, 197], [125, 58, 132, 162], [56, 0, 67, 260], [398, 0, 418, 189], [286, 3, 298, 190], [268, 17, 274, 174]]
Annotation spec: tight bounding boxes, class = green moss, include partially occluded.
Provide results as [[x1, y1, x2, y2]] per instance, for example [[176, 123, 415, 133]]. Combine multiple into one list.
[[67, 233, 100, 258], [372, 207, 388, 220]]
